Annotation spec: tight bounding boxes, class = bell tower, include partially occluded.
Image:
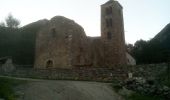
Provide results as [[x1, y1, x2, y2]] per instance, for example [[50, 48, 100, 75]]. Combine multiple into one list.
[[101, 0, 126, 66]]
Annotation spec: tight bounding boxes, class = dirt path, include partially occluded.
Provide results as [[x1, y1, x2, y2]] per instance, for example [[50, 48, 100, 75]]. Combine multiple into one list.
[[1, 76, 124, 100]]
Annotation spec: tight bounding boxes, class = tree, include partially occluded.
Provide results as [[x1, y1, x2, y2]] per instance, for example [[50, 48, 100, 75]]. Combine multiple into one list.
[[0, 22, 5, 27], [5, 13, 20, 28], [131, 39, 148, 64], [126, 43, 134, 53]]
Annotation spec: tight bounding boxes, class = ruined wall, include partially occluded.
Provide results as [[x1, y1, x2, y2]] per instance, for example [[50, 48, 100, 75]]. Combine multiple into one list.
[[0, 64, 168, 82], [88, 37, 104, 67], [0, 67, 127, 81], [34, 16, 90, 69]]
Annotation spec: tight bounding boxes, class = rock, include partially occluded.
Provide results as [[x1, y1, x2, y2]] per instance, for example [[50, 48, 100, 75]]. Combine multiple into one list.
[[121, 77, 170, 99], [2, 58, 15, 72], [118, 87, 133, 97], [162, 86, 170, 92]]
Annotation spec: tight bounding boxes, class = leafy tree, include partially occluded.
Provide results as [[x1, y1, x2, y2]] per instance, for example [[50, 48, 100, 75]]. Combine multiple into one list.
[[0, 22, 5, 27], [0, 19, 47, 66], [129, 23, 170, 64], [5, 13, 20, 28], [126, 43, 134, 53], [130, 39, 149, 64]]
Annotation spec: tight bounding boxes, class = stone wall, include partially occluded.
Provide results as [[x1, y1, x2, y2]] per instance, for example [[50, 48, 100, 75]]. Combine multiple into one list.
[[0, 64, 168, 81], [0, 67, 127, 82]]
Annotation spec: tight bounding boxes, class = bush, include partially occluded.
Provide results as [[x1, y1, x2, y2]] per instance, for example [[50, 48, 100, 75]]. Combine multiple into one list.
[[127, 92, 164, 100], [0, 77, 25, 100]]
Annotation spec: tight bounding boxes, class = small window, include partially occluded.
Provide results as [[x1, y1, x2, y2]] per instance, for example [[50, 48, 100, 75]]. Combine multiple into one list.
[[105, 7, 112, 15], [109, 7, 112, 14], [105, 8, 109, 15], [105, 18, 112, 27], [106, 19, 109, 27], [109, 18, 112, 27], [51, 28, 56, 37], [65, 33, 68, 38], [107, 32, 112, 40]]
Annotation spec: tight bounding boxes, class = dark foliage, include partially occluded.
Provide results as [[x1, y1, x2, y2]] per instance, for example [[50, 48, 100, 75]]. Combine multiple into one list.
[[0, 19, 48, 66], [5, 14, 20, 28], [0, 77, 25, 100], [130, 23, 170, 64]]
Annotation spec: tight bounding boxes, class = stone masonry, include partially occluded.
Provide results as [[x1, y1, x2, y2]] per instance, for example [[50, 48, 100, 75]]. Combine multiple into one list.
[[34, 0, 128, 69]]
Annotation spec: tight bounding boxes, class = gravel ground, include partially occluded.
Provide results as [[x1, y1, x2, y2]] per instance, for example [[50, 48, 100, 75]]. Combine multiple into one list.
[[1, 76, 124, 100]]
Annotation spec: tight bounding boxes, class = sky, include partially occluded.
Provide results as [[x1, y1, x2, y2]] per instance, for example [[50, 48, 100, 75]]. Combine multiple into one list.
[[0, 0, 170, 44]]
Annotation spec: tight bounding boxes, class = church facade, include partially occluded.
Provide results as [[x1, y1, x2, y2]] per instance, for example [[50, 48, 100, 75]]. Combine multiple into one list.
[[34, 0, 130, 69]]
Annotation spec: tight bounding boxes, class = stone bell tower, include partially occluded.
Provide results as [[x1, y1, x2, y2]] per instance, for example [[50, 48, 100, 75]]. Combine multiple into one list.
[[101, 0, 126, 66]]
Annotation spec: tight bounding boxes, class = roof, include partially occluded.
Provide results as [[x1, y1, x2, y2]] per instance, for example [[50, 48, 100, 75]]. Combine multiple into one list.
[[101, 0, 123, 9], [104, 0, 115, 5]]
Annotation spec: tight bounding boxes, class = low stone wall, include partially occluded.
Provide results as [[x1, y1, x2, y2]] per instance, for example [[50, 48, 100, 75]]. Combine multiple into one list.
[[0, 67, 127, 82], [0, 63, 168, 81]]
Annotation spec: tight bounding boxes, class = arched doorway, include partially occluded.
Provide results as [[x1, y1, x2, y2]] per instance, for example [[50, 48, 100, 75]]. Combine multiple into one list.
[[46, 60, 53, 68]]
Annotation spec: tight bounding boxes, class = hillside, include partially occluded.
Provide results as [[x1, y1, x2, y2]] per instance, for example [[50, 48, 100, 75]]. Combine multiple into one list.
[[148, 23, 170, 63], [154, 23, 170, 41], [131, 23, 170, 64]]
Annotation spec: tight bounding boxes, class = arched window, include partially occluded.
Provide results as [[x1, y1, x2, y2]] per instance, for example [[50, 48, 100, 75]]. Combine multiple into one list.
[[46, 60, 53, 68], [105, 6, 112, 15], [105, 8, 109, 15], [106, 19, 109, 27], [109, 7, 112, 14], [105, 18, 112, 27], [51, 28, 56, 37], [109, 18, 112, 27]]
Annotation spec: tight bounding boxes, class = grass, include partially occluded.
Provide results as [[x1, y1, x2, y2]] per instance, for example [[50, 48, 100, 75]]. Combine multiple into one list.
[[126, 92, 164, 100], [112, 82, 165, 100], [156, 68, 170, 87], [0, 77, 26, 100], [112, 84, 122, 92]]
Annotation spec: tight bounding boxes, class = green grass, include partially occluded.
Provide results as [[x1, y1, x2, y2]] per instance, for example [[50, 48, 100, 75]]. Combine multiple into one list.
[[157, 69, 170, 87], [0, 77, 25, 100], [112, 82, 165, 100], [126, 92, 164, 100], [112, 84, 122, 92]]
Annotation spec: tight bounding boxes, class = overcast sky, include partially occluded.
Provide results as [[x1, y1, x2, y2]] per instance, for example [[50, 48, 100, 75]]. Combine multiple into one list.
[[0, 0, 170, 44]]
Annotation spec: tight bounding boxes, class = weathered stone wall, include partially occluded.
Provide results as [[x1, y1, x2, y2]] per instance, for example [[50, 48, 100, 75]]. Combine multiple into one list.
[[34, 16, 91, 69], [0, 67, 127, 82], [88, 37, 104, 67], [101, 0, 127, 66], [0, 64, 168, 81]]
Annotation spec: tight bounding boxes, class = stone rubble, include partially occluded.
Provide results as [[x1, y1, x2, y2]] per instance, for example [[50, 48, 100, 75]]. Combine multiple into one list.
[[121, 77, 170, 99]]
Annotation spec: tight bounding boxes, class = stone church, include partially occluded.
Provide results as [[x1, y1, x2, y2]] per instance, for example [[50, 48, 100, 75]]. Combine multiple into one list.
[[34, 0, 135, 69]]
